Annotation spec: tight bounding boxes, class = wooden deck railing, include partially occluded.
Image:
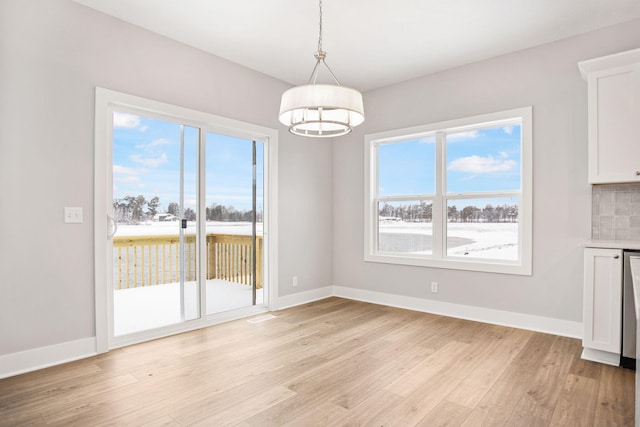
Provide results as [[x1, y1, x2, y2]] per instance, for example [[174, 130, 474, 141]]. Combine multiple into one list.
[[113, 234, 263, 290]]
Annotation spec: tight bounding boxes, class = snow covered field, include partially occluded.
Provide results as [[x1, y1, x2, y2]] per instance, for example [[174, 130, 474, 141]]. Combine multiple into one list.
[[379, 221, 518, 260], [114, 220, 517, 260], [115, 221, 261, 237]]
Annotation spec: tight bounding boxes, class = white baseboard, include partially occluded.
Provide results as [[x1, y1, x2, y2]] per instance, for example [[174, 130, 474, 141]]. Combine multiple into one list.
[[273, 286, 333, 311], [333, 286, 583, 339], [581, 348, 620, 366], [0, 338, 97, 380]]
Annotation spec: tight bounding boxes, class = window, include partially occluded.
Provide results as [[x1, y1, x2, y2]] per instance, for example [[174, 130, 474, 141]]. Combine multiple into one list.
[[364, 107, 532, 275]]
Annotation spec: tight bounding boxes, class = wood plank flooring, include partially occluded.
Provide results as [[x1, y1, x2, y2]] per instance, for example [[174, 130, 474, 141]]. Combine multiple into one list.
[[0, 297, 635, 426]]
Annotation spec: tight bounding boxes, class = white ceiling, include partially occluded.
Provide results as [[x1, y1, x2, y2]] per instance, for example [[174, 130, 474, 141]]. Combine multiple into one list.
[[72, 0, 640, 92]]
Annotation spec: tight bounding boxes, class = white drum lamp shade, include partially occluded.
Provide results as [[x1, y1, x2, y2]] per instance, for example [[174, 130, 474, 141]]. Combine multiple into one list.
[[279, 84, 365, 137]]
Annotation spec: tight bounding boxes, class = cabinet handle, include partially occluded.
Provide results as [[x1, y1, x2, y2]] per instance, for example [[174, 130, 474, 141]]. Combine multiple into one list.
[[614, 255, 620, 259]]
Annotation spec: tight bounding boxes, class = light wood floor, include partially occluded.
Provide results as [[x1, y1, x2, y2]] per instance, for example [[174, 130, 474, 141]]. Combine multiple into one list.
[[0, 298, 635, 426]]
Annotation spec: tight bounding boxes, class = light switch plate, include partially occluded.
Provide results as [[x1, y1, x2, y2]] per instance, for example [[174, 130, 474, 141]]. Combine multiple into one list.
[[64, 207, 83, 224]]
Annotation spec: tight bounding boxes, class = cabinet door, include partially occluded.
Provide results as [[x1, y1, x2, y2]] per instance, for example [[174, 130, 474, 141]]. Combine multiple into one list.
[[583, 248, 623, 353], [588, 64, 640, 183]]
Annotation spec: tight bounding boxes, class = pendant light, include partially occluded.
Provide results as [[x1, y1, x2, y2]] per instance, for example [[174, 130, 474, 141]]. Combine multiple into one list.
[[278, 0, 365, 138]]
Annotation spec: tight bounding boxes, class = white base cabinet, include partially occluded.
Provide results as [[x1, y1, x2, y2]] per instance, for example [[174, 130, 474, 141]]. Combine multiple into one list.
[[582, 248, 623, 364]]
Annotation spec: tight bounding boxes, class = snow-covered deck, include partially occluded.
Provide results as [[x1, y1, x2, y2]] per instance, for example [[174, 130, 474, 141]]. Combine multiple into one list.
[[114, 279, 263, 336], [112, 222, 265, 336]]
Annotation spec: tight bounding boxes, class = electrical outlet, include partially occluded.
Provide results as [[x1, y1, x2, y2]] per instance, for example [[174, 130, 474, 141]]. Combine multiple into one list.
[[431, 281, 438, 293], [292, 276, 298, 287]]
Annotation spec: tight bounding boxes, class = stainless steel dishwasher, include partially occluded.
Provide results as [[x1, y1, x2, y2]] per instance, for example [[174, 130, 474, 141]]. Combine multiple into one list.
[[628, 255, 640, 427], [622, 250, 640, 369]]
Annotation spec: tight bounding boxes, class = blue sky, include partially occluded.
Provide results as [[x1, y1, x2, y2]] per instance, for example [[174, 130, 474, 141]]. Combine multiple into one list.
[[378, 123, 521, 206], [113, 112, 519, 215], [112, 111, 263, 213]]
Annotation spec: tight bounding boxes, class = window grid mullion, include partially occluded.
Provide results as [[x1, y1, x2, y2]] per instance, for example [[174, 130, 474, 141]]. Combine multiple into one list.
[[445, 190, 521, 200], [433, 131, 445, 259], [372, 143, 380, 253], [376, 195, 435, 203]]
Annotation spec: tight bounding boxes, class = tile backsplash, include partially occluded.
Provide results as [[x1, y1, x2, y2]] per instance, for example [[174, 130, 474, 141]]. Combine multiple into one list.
[[592, 183, 640, 240]]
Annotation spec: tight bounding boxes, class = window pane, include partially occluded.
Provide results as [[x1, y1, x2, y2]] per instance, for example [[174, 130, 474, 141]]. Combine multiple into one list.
[[378, 136, 435, 196], [446, 123, 521, 193], [446, 197, 519, 261], [205, 133, 264, 314], [378, 201, 433, 255], [111, 113, 193, 335]]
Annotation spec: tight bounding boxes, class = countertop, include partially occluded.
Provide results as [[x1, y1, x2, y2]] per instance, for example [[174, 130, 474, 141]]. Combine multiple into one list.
[[582, 240, 640, 250]]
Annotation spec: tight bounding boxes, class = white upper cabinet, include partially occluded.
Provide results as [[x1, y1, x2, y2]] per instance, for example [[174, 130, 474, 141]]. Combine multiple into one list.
[[579, 49, 640, 184]]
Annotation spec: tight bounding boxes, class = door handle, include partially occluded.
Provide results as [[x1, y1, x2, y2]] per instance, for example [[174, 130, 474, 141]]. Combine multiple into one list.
[[107, 214, 118, 239]]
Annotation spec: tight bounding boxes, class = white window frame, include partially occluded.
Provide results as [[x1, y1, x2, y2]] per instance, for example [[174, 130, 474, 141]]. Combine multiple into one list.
[[364, 107, 532, 276]]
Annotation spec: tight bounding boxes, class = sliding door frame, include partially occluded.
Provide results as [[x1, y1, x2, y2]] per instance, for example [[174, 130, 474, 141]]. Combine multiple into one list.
[[94, 87, 278, 353]]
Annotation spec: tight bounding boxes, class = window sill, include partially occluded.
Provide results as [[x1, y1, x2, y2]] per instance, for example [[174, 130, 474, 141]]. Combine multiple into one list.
[[364, 253, 532, 276]]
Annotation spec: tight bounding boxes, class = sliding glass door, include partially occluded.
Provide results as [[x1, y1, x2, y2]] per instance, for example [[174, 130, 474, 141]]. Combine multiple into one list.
[[109, 110, 265, 339]]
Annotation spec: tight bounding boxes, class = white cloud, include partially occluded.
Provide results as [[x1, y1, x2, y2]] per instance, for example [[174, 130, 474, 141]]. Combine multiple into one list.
[[136, 138, 172, 149], [113, 164, 138, 175], [447, 130, 479, 141], [113, 164, 142, 185], [113, 164, 142, 183], [417, 136, 436, 144], [113, 112, 141, 129], [115, 175, 141, 183], [448, 155, 516, 173], [503, 125, 514, 135], [131, 153, 168, 168]]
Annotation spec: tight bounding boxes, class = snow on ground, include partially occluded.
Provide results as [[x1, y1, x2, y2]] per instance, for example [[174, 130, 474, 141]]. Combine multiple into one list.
[[114, 279, 263, 336], [113, 222, 263, 336], [379, 221, 518, 260]]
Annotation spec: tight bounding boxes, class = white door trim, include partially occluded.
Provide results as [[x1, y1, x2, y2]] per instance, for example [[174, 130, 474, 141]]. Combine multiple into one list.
[[94, 87, 278, 353]]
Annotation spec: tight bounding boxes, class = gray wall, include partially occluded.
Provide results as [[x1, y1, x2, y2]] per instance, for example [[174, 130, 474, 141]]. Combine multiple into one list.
[[333, 19, 640, 323], [0, 0, 333, 356]]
